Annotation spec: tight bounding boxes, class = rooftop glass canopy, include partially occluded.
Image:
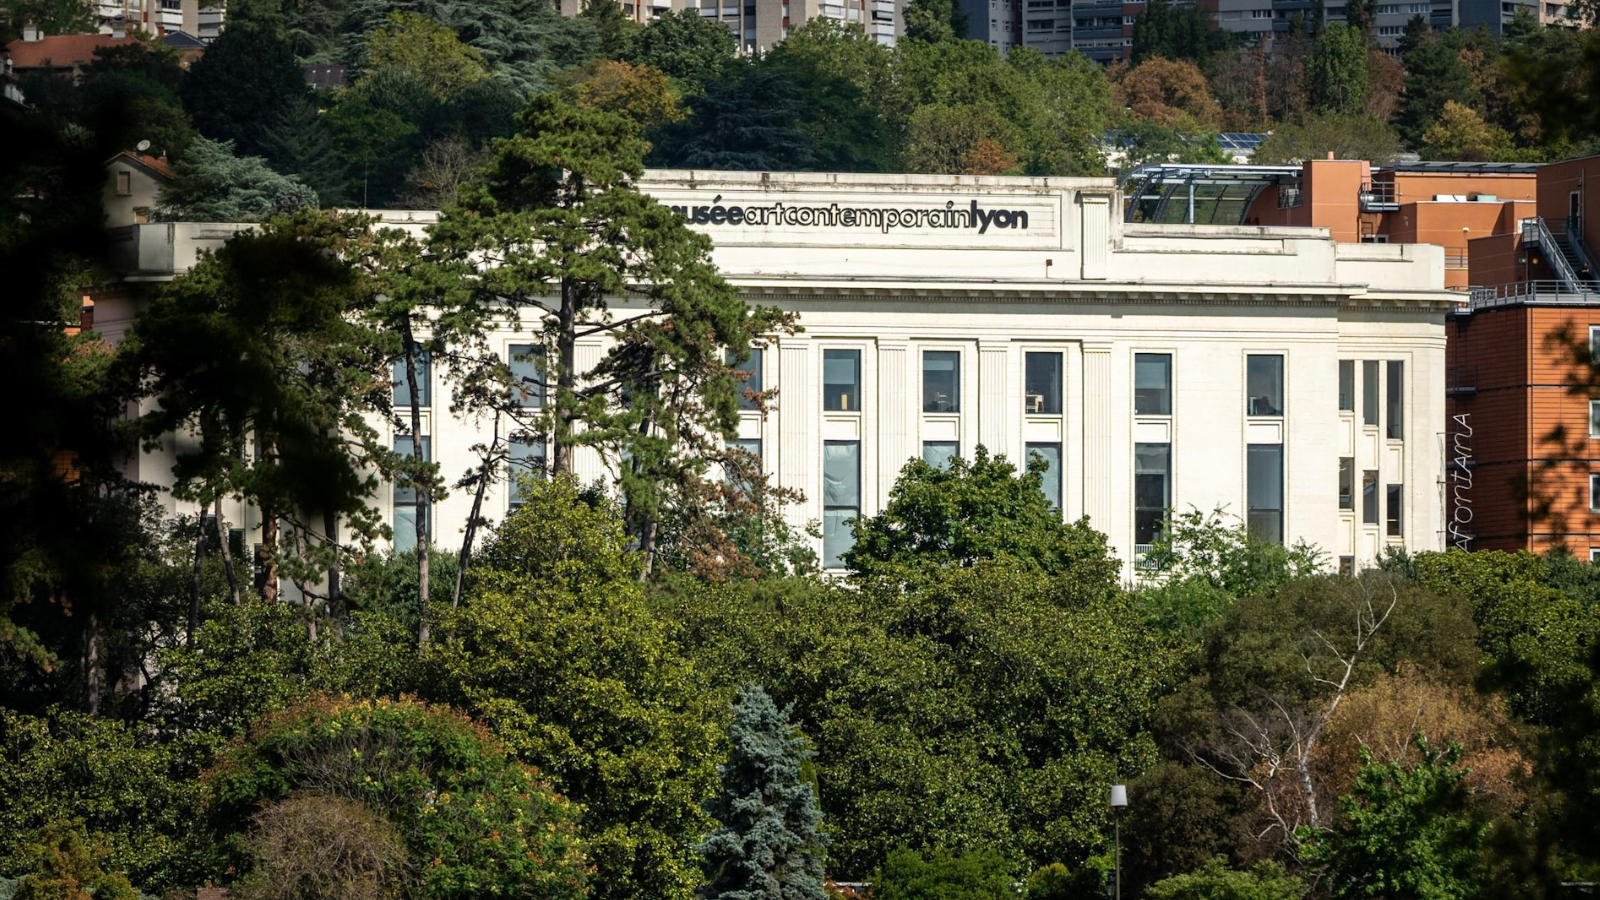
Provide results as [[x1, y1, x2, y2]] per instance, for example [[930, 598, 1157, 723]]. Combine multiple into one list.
[[1120, 163, 1301, 225]]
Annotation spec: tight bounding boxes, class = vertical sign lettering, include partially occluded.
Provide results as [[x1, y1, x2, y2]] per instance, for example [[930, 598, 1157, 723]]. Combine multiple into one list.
[[1447, 413, 1473, 551]]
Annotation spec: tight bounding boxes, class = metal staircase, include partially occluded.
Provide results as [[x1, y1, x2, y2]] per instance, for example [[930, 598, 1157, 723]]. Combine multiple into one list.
[[1529, 216, 1600, 292]]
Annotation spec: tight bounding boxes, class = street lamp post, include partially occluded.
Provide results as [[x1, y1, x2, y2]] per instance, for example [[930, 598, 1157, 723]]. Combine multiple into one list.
[[1110, 784, 1127, 900]]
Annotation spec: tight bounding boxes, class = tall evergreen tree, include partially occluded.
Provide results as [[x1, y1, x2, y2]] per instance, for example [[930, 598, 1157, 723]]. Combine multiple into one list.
[[701, 685, 828, 900], [1306, 22, 1370, 116], [181, 22, 309, 159], [1395, 31, 1475, 148]]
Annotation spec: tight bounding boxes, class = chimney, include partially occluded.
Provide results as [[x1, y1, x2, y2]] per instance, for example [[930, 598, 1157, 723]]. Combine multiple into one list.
[[79, 299, 95, 332], [111, 25, 126, 38], [22, 21, 40, 41], [1327, 151, 1335, 160]]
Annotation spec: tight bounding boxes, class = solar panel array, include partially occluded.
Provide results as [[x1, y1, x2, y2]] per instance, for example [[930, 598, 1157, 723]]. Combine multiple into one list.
[[1217, 133, 1268, 152]]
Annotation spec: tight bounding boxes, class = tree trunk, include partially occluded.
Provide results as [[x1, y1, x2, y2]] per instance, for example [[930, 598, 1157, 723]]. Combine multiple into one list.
[[324, 508, 342, 620], [189, 510, 205, 648], [85, 613, 103, 717], [215, 496, 240, 604], [261, 508, 279, 602], [293, 522, 316, 642], [454, 419, 498, 609], [400, 322, 431, 646], [553, 278, 577, 474]]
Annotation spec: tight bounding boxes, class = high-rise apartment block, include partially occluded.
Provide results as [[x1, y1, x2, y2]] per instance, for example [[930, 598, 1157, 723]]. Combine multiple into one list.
[[94, 0, 223, 41], [559, 0, 899, 52]]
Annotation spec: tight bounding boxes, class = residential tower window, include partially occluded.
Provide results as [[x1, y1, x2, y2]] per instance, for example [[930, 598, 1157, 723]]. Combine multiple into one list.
[[1591, 326, 1600, 364], [393, 352, 431, 407], [393, 435, 430, 553], [1592, 474, 1600, 512], [1025, 352, 1063, 414], [823, 441, 860, 568], [1027, 442, 1062, 510], [1338, 360, 1354, 411], [823, 349, 860, 411], [923, 441, 959, 469], [1591, 400, 1600, 438], [1135, 443, 1170, 546], [1386, 360, 1404, 439], [1387, 484, 1403, 537], [1362, 360, 1380, 426], [506, 435, 546, 508], [1339, 457, 1354, 510], [1363, 469, 1379, 524], [731, 348, 762, 411], [509, 344, 545, 407], [1246, 355, 1283, 417], [1247, 444, 1283, 543], [1135, 353, 1172, 415], [923, 351, 961, 412]]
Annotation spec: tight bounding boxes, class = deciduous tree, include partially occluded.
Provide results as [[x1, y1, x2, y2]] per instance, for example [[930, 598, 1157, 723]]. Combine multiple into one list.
[[1306, 22, 1369, 117]]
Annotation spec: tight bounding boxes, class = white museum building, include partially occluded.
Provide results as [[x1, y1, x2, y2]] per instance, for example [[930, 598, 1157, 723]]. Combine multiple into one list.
[[102, 171, 1460, 578]]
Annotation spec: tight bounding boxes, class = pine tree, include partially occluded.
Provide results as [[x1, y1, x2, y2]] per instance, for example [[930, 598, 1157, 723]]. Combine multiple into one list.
[[701, 686, 828, 900]]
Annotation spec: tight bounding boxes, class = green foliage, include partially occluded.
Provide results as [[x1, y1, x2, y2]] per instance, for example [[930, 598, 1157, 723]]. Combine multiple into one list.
[[872, 847, 1016, 900], [700, 685, 827, 900], [10, 822, 138, 900], [1116, 119, 1230, 169], [1307, 23, 1369, 117], [72, 42, 197, 161], [429, 477, 721, 900], [181, 22, 310, 159], [582, 0, 640, 60], [1251, 113, 1403, 164], [1143, 858, 1303, 900], [362, 12, 492, 99], [902, 0, 969, 44], [1131, 0, 1235, 64], [0, 0, 94, 43], [0, 710, 205, 891], [205, 696, 587, 900], [1396, 31, 1477, 148], [1298, 738, 1489, 900], [625, 9, 737, 83], [666, 565, 1171, 878], [154, 138, 320, 221], [1119, 762, 1255, 897], [844, 447, 1118, 590], [1136, 506, 1325, 632], [1022, 861, 1106, 900], [653, 65, 822, 170]]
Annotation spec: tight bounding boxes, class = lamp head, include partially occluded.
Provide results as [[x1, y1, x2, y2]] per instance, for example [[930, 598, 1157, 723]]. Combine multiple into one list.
[[1110, 784, 1128, 808]]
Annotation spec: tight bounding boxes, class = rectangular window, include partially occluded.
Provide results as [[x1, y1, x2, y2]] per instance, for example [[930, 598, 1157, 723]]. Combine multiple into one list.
[[923, 440, 959, 469], [1386, 360, 1404, 439], [1025, 352, 1063, 414], [823, 349, 860, 412], [1134, 443, 1171, 546], [393, 435, 430, 553], [1338, 360, 1355, 411], [1362, 360, 1380, 426], [1387, 484, 1403, 537], [1591, 400, 1600, 438], [1590, 326, 1600, 364], [1135, 353, 1172, 415], [1246, 355, 1284, 417], [823, 441, 861, 568], [1592, 474, 1600, 512], [509, 344, 545, 407], [393, 352, 431, 408], [1027, 442, 1062, 510], [1247, 444, 1284, 543], [1339, 555, 1355, 576], [116, 170, 132, 195], [1339, 457, 1354, 510], [923, 351, 961, 413], [507, 435, 546, 508], [1363, 470, 1379, 524], [731, 348, 763, 411]]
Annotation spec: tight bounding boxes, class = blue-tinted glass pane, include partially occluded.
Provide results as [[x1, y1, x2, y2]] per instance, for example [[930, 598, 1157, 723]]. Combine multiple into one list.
[[823, 509, 855, 569], [731, 348, 763, 411], [1247, 355, 1282, 417], [394, 507, 417, 554], [393, 352, 431, 407], [1135, 354, 1171, 415], [509, 344, 545, 407], [923, 441, 959, 469], [1028, 442, 1062, 510], [1025, 353, 1062, 414], [507, 436, 546, 506], [923, 351, 960, 413], [824, 350, 860, 411], [823, 441, 860, 507]]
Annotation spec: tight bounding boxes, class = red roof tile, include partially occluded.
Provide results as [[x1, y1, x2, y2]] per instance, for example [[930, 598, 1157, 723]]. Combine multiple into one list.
[[108, 150, 177, 180], [5, 34, 141, 70]]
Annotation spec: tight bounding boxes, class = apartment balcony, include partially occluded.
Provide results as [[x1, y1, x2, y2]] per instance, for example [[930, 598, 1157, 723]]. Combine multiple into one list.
[[1464, 281, 1600, 313], [1359, 180, 1398, 212], [1073, 24, 1122, 37]]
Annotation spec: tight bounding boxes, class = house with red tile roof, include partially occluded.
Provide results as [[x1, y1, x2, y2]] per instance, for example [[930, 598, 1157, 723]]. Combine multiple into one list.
[[105, 150, 176, 226], [4, 28, 141, 80]]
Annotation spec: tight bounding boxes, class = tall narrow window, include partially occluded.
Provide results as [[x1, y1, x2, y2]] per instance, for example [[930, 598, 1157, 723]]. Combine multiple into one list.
[[1338, 360, 1355, 411], [923, 351, 961, 412], [1339, 457, 1354, 510], [731, 348, 762, 411], [1246, 355, 1284, 417], [1386, 360, 1404, 439], [1135, 443, 1171, 546], [509, 344, 545, 407], [1362, 360, 1380, 426], [1363, 469, 1379, 524], [1027, 442, 1062, 510], [923, 441, 959, 469], [1590, 474, 1600, 512], [1386, 484, 1403, 537], [393, 435, 430, 553], [1247, 444, 1283, 543], [823, 441, 860, 568], [393, 352, 431, 407], [726, 438, 762, 493], [1135, 353, 1172, 415], [1025, 352, 1063, 414], [1591, 400, 1600, 438], [1339, 555, 1355, 576], [1590, 326, 1600, 364], [506, 434, 546, 509], [823, 349, 860, 412]]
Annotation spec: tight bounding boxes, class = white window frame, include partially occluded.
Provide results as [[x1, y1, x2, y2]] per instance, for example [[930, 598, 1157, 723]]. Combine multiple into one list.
[[1591, 399, 1600, 438], [1592, 474, 1600, 513]]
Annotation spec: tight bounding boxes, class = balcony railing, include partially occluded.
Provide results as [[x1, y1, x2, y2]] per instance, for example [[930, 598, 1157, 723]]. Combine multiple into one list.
[[1444, 246, 1468, 268], [1446, 364, 1477, 395], [1359, 180, 1398, 211], [1466, 281, 1600, 311]]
